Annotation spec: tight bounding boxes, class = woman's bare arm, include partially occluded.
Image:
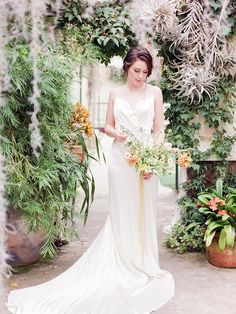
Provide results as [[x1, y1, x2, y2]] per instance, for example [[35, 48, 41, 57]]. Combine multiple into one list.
[[104, 90, 127, 142], [153, 86, 165, 144]]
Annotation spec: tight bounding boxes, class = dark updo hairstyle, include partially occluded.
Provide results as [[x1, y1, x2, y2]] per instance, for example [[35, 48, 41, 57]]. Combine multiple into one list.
[[123, 46, 153, 77]]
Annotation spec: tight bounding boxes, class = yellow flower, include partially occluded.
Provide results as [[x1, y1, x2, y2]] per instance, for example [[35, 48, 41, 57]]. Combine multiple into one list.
[[139, 164, 148, 171]]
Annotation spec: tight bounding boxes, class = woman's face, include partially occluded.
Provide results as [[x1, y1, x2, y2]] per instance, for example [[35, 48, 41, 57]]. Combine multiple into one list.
[[126, 59, 149, 87]]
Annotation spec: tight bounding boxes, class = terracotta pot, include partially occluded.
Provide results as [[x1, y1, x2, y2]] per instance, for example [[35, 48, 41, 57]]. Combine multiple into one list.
[[5, 209, 47, 267], [70, 145, 84, 161], [206, 236, 236, 268]]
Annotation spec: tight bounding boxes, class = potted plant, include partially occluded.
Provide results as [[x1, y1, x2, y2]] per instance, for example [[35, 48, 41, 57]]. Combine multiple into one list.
[[197, 178, 236, 267]]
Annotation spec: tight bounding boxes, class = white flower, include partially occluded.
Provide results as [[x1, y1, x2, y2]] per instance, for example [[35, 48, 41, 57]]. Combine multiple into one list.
[[164, 142, 172, 149]]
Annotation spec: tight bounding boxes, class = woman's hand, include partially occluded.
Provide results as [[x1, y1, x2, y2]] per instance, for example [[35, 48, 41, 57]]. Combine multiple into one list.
[[115, 131, 127, 143], [143, 172, 153, 180], [153, 131, 165, 146]]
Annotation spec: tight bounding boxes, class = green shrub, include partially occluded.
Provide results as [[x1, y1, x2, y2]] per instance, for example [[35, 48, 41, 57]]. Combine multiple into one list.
[[165, 196, 206, 253], [0, 41, 95, 259], [166, 222, 205, 254]]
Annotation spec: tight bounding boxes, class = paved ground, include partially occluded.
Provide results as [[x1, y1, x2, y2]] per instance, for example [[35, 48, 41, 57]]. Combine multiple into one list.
[[4, 135, 236, 314]]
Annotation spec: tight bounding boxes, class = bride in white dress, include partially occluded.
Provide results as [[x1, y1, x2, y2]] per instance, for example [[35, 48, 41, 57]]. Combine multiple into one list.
[[7, 46, 174, 314]]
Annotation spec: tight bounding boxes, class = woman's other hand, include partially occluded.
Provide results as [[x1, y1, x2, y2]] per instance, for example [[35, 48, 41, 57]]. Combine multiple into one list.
[[143, 172, 153, 180], [115, 131, 127, 143]]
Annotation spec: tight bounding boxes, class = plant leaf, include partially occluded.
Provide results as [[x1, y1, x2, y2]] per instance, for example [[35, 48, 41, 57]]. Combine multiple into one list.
[[219, 228, 226, 250], [205, 230, 216, 247], [224, 225, 235, 248]]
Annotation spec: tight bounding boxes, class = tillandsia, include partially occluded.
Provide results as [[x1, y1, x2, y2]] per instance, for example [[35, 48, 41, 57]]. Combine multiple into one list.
[[128, 0, 180, 43], [121, 126, 192, 176], [151, 0, 180, 40], [170, 61, 219, 103]]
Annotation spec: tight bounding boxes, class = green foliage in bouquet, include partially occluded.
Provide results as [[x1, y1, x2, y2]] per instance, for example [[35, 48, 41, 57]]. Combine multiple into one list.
[[0, 41, 95, 259], [197, 178, 236, 250]]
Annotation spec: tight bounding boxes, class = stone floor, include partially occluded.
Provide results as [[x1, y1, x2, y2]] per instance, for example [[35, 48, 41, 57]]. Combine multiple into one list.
[[4, 135, 236, 314]]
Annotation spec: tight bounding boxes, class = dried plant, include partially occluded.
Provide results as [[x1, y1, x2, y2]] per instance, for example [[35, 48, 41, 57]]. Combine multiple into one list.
[[130, 0, 235, 102], [152, 0, 180, 40], [172, 0, 209, 62], [204, 0, 231, 73], [170, 61, 219, 103], [128, 0, 180, 43], [221, 38, 236, 77]]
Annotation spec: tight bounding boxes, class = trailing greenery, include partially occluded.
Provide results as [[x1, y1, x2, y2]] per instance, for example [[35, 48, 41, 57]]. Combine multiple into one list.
[[1, 41, 95, 259]]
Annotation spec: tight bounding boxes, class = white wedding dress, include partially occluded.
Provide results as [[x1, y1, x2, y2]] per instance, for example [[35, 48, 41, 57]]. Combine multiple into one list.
[[7, 96, 174, 314]]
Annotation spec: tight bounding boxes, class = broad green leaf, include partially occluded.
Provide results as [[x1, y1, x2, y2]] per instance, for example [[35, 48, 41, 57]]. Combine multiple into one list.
[[206, 221, 223, 235], [205, 230, 216, 247], [112, 38, 119, 47], [224, 225, 235, 248], [198, 194, 211, 205], [225, 205, 236, 215], [185, 222, 200, 231], [222, 214, 231, 221], [219, 229, 226, 250]]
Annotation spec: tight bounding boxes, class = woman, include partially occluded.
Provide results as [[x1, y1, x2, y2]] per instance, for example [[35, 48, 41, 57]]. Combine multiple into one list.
[[7, 47, 174, 314]]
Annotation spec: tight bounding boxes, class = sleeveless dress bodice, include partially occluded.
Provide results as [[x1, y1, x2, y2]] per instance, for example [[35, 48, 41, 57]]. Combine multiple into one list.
[[114, 96, 154, 135]]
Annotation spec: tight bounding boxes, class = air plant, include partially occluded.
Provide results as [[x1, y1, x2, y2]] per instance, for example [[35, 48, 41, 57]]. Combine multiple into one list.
[[152, 0, 180, 40], [170, 62, 219, 103], [128, 0, 180, 43], [221, 38, 236, 77], [172, 0, 209, 62], [129, 0, 235, 103]]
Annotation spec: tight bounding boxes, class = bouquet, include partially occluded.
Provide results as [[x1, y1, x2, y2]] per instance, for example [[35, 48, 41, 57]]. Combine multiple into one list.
[[121, 127, 192, 176]]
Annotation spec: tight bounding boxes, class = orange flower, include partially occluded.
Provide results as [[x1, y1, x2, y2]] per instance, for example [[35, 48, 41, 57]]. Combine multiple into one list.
[[126, 153, 140, 166], [70, 102, 94, 137], [217, 210, 228, 216], [177, 152, 192, 168], [85, 122, 94, 137], [208, 197, 225, 211]]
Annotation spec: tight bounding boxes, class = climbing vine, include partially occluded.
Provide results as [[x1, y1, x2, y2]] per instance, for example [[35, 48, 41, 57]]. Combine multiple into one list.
[[154, 0, 236, 176]]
